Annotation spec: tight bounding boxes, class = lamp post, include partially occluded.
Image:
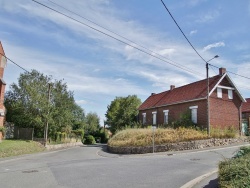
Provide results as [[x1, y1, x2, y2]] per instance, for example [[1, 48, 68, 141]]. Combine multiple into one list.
[[206, 55, 219, 136], [44, 83, 52, 147]]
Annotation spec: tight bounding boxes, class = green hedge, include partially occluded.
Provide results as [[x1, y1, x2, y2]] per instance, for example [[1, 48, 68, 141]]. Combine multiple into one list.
[[83, 135, 96, 145], [219, 147, 250, 187]]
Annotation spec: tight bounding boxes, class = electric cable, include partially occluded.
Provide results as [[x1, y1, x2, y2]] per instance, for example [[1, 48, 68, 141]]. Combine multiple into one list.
[[32, 0, 204, 76], [160, 0, 207, 63], [0, 52, 29, 73], [47, 0, 203, 76]]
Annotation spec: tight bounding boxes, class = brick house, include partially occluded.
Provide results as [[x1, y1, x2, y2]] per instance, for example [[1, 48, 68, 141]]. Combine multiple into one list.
[[0, 42, 7, 140], [138, 68, 246, 132], [242, 98, 250, 133]]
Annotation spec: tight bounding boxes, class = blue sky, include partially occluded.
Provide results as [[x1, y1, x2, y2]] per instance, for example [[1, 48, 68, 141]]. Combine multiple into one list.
[[1, 0, 250, 125]]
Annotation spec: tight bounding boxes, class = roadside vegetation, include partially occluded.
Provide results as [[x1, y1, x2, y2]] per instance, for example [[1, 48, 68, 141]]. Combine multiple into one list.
[[108, 125, 239, 148], [4, 70, 102, 144], [108, 127, 208, 147], [0, 140, 45, 158], [219, 146, 250, 188]]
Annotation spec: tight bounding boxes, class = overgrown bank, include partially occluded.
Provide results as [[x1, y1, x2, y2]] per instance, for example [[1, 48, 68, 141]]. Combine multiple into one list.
[[0, 140, 45, 158], [107, 127, 245, 154], [219, 146, 250, 187]]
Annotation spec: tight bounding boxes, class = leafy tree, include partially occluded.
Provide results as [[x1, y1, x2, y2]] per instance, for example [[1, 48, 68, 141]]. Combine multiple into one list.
[[85, 112, 100, 134], [4, 70, 85, 138], [105, 95, 141, 133]]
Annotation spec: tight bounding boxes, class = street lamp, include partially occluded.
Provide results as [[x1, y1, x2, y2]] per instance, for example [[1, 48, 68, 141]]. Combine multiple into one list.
[[206, 55, 219, 136]]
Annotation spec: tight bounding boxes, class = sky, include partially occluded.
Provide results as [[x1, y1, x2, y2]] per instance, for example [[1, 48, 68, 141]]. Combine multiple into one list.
[[1, 0, 250, 125]]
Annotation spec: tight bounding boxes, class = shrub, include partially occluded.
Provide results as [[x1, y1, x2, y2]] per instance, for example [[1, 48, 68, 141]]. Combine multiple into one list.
[[84, 135, 96, 145], [0, 126, 5, 137], [92, 130, 110, 143], [219, 147, 250, 187], [71, 129, 84, 140]]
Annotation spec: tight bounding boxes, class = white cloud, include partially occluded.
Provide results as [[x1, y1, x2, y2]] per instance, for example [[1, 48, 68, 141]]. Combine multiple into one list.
[[203, 42, 225, 51], [76, 100, 88, 105], [190, 30, 198, 36], [196, 11, 220, 23]]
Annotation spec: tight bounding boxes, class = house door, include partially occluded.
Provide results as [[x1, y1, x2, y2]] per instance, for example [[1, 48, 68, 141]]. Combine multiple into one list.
[[242, 120, 248, 136]]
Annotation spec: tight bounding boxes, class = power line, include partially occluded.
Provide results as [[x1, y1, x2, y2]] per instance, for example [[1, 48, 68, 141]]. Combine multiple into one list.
[[48, 0, 202, 76], [209, 64, 250, 80], [160, 0, 250, 81], [0, 52, 29, 73], [160, 0, 207, 63], [32, 0, 204, 76]]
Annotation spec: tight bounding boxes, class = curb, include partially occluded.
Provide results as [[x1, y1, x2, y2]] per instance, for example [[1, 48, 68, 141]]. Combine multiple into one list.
[[180, 170, 218, 188]]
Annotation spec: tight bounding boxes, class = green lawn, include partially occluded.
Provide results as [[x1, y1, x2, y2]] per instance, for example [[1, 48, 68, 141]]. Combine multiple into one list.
[[0, 140, 45, 158]]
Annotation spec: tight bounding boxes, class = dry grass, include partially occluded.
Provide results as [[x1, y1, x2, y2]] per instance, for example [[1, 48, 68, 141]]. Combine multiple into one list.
[[108, 128, 208, 147], [210, 126, 238, 139]]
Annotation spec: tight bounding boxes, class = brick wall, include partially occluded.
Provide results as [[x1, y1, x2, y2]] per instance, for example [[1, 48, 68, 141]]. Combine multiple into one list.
[[209, 79, 241, 129], [139, 99, 207, 128]]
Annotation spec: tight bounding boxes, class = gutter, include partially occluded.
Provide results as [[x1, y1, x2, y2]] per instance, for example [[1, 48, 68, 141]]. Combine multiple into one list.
[[140, 97, 207, 111]]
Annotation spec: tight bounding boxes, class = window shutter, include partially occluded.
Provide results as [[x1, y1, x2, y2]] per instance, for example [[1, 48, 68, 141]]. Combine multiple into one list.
[[217, 88, 222, 98]]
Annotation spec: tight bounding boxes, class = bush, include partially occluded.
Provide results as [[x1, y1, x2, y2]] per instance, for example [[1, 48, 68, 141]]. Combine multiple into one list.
[[0, 126, 5, 137], [219, 147, 250, 187], [92, 130, 109, 143], [83, 135, 96, 145], [71, 129, 84, 140]]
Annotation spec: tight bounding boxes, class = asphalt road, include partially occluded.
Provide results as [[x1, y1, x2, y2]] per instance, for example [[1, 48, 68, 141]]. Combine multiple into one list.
[[0, 143, 248, 188]]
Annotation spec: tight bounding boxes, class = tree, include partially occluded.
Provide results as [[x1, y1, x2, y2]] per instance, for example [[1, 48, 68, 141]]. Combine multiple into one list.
[[85, 112, 100, 134], [4, 70, 85, 138], [105, 95, 141, 133]]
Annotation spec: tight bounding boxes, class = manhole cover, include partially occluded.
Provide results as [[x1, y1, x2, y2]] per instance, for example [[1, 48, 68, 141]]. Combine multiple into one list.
[[190, 158, 200, 161], [22, 170, 39, 173]]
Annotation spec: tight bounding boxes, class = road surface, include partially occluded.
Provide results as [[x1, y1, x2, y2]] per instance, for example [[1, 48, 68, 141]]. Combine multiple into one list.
[[0, 143, 248, 188]]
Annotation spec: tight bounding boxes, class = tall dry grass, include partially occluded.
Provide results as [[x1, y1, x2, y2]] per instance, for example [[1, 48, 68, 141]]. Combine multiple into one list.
[[108, 127, 208, 147]]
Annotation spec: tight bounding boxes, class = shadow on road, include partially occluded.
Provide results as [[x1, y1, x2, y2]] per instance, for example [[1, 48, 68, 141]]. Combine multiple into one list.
[[203, 178, 218, 188]]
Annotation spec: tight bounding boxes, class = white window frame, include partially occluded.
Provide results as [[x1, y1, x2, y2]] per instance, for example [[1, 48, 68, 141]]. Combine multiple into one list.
[[152, 111, 157, 125], [217, 88, 222, 98], [228, 89, 233, 99], [163, 110, 169, 124], [189, 106, 198, 124], [142, 113, 146, 124]]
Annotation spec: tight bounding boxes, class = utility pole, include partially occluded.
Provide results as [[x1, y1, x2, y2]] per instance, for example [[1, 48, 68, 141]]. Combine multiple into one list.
[[44, 83, 52, 147], [206, 55, 219, 136]]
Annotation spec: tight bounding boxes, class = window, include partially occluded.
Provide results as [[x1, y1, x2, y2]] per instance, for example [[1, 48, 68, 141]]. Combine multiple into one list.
[[163, 110, 169, 124], [189, 106, 198, 124], [228, 90, 233, 99], [142, 113, 146, 124], [152, 111, 157, 125], [217, 88, 222, 98]]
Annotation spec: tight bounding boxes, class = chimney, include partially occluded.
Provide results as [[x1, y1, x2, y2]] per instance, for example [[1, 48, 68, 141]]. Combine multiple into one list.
[[170, 85, 175, 90], [219, 67, 226, 75], [151, 93, 156, 96]]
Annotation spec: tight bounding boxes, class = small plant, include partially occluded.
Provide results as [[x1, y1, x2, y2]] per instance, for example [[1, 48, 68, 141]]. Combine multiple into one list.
[[83, 135, 96, 145], [0, 126, 5, 138]]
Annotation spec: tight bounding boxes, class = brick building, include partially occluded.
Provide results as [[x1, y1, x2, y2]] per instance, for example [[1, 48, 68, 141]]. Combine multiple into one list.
[[0, 42, 7, 140], [138, 68, 246, 131], [242, 98, 250, 132]]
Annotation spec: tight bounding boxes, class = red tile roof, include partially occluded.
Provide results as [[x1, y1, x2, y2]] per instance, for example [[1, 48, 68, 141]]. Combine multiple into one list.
[[138, 75, 221, 110], [242, 98, 250, 113]]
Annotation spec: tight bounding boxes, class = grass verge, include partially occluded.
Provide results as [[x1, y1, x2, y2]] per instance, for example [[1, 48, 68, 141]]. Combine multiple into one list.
[[219, 147, 250, 187], [0, 140, 45, 158], [108, 127, 208, 147]]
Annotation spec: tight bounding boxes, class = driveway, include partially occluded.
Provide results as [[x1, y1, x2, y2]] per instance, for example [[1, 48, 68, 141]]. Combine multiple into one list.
[[0, 143, 248, 188]]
